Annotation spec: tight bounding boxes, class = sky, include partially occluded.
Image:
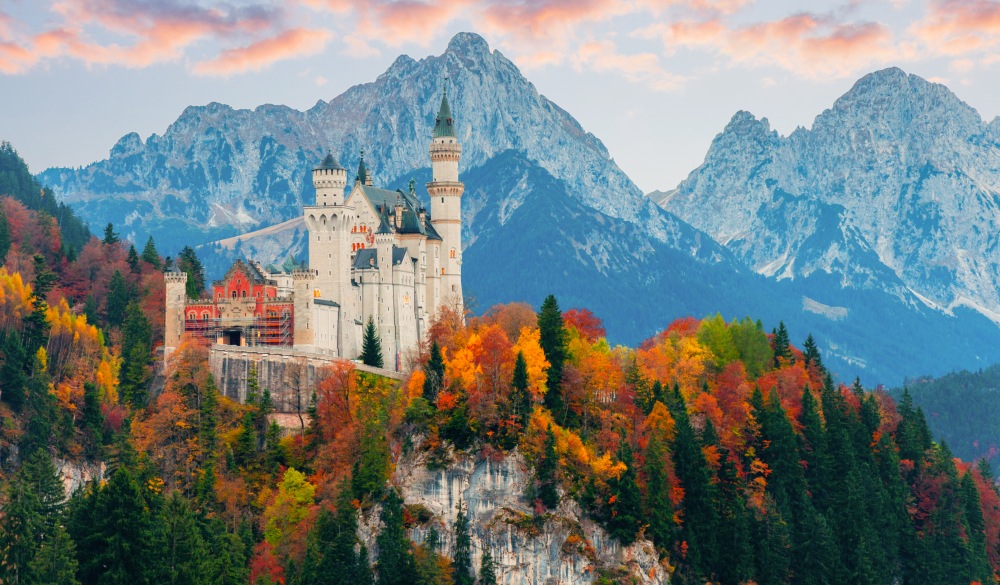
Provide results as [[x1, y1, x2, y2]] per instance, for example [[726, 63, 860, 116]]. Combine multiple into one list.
[[1, 0, 999, 193]]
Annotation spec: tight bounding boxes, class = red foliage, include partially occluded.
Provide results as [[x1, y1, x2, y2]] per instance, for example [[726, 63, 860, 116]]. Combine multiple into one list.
[[250, 541, 286, 585], [564, 308, 606, 342]]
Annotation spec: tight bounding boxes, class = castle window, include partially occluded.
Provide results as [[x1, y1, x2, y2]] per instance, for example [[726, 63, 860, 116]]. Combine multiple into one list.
[[232, 291, 237, 299], [449, 248, 456, 259], [441, 198, 444, 203], [242, 291, 247, 298], [202, 312, 209, 320]]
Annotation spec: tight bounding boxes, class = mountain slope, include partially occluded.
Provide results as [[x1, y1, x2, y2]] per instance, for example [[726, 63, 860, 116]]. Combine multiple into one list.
[[659, 68, 1000, 321]]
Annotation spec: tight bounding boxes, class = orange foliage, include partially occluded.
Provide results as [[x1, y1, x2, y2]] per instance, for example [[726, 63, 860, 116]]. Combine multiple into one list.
[[513, 327, 549, 401], [476, 301, 537, 342], [563, 308, 606, 342]]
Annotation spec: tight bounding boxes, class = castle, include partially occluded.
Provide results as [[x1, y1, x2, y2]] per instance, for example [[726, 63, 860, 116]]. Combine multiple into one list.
[[164, 88, 464, 371]]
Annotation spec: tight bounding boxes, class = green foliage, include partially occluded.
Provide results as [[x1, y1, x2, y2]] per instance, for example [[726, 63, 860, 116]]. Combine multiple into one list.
[[478, 546, 498, 585], [510, 350, 532, 426], [375, 488, 417, 585], [697, 313, 738, 370], [452, 501, 473, 585], [106, 269, 131, 328], [177, 246, 206, 299], [141, 236, 161, 269], [120, 302, 153, 406], [536, 425, 560, 510], [1, 329, 28, 411], [538, 295, 568, 422], [127, 244, 141, 274], [352, 420, 390, 501], [772, 321, 791, 367], [103, 222, 120, 245], [730, 316, 773, 378], [360, 316, 384, 368], [607, 440, 642, 545]]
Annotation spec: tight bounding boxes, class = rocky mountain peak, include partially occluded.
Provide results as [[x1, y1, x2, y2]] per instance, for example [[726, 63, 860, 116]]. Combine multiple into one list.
[[110, 132, 143, 159], [446, 31, 492, 57]]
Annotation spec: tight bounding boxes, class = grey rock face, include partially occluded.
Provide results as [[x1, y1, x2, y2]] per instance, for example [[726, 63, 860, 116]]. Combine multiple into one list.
[[386, 449, 667, 585], [660, 68, 1000, 321]]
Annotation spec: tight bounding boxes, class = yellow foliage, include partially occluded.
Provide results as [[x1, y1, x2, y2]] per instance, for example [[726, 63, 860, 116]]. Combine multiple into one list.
[[406, 369, 426, 401], [638, 332, 712, 400], [514, 327, 549, 401], [527, 407, 624, 482], [645, 401, 676, 442], [445, 344, 480, 391]]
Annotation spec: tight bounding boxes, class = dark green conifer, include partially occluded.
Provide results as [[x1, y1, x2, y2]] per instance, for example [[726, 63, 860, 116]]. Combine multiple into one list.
[[607, 440, 642, 545], [510, 350, 531, 425], [478, 545, 498, 585], [177, 246, 206, 299], [538, 295, 568, 421], [771, 321, 791, 367], [360, 316, 384, 368], [375, 488, 417, 585], [536, 425, 560, 510], [452, 500, 474, 585], [127, 244, 141, 274], [423, 340, 444, 402], [105, 269, 131, 328], [0, 205, 10, 263], [141, 236, 161, 269], [102, 222, 119, 245], [802, 333, 823, 371]]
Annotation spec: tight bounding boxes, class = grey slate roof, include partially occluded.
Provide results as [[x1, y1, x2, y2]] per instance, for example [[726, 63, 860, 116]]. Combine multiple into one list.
[[352, 246, 409, 269], [315, 152, 344, 171], [433, 87, 456, 138]]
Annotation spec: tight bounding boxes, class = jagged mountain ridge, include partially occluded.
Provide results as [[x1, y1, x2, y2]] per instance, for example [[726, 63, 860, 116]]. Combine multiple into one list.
[[658, 67, 1000, 322], [40, 32, 671, 249]]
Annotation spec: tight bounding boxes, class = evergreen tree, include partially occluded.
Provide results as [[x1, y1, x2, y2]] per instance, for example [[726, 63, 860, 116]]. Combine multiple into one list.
[[510, 350, 531, 426], [0, 475, 43, 584], [141, 236, 161, 269], [713, 443, 754, 585], [105, 269, 131, 328], [423, 340, 444, 403], [959, 471, 993, 584], [538, 295, 568, 422], [802, 333, 823, 371], [103, 222, 120, 245], [375, 488, 417, 585], [156, 492, 210, 585], [29, 523, 79, 585], [536, 425, 560, 509], [352, 420, 391, 500], [82, 381, 104, 457], [119, 301, 152, 406], [0, 205, 10, 263], [771, 321, 791, 367], [1, 330, 28, 411], [21, 349, 60, 458], [127, 244, 141, 274], [24, 253, 56, 351], [177, 246, 206, 299], [644, 432, 673, 552], [360, 316, 384, 368], [453, 501, 474, 585], [478, 546, 498, 585], [607, 440, 642, 545]]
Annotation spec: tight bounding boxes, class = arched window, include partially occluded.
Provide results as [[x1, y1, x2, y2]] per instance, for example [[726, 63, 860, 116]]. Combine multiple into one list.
[[242, 290, 247, 298], [449, 248, 456, 259], [202, 312, 209, 320], [232, 291, 237, 299]]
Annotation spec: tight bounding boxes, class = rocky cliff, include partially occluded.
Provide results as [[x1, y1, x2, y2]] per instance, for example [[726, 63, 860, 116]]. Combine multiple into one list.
[[361, 449, 668, 585]]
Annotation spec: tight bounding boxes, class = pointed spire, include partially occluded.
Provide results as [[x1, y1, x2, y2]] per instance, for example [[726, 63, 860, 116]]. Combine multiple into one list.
[[315, 151, 344, 171], [409, 178, 416, 195], [433, 79, 456, 138], [356, 148, 368, 184], [376, 208, 393, 235]]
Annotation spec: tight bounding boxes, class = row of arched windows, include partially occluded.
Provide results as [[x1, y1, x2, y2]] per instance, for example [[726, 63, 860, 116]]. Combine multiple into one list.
[[352, 243, 367, 251]]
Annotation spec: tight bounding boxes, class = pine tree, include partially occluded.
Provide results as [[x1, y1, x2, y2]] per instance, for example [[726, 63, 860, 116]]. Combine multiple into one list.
[[802, 333, 823, 371], [156, 492, 210, 584], [772, 321, 791, 367], [177, 246, 206, 299], [21, 349, 59, 458], [0, 205, 10, 263], [360, 316, 384, 368], [29, 523, 79, 585], [127, 244, 141, 274], [119, 302, 152, 406], [538, 295, 568, 421], [106, 269, 131, 328], [607, 440, 642, 545], [1, 330, 28, 411], [959, 471, 993, 583], [423, 340, 444, 403], [141, 236, 161, 269], [0, 476, 43, 584], [24, 253, 56, 351], [510, 350, 531, 426], [82, 381, 104, 457], [644, 432, 673, 552], [536, 425, 560, 509], [478, 546, 498, 585], [452, 501, 474, 585], [376, 488, 417, 585], [103, 222, 119, 245]]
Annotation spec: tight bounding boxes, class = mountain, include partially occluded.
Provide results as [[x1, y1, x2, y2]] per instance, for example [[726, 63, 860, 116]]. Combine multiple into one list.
[[658, 68, 1000, 325], [38, 40, 1000, 384]]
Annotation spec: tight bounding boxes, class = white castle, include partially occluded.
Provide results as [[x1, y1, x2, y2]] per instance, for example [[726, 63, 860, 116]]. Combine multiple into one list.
[[164, 88, 464, 370]]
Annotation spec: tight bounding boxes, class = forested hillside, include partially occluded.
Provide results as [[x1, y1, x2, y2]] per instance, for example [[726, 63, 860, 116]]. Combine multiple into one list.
[[2, 140, 1000, 584]]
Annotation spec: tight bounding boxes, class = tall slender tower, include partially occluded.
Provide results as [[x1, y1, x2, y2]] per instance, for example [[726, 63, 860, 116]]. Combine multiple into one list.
[[427, 84, 464, 312], [304, 152, 356, 357], [164, 268, 188, 363]]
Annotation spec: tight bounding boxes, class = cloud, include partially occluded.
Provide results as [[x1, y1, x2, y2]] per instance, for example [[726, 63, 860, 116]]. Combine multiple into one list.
[[912, 0, 1000, 56], [646, 12, 907, 80], [193, 28, 332, 75], [574, 39, 684, 90]]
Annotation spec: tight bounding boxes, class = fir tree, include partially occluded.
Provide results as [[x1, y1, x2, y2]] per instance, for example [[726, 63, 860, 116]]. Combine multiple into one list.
[[0, 475, 43, 584], [478, 546, 498, 585], [119, 302, 152, 406], [103, 222, 119, 245], [360, 316, 384, 368], [24, 253, 56, 351], [82, 381, 104, 457], [802, 333, 823, 371], [141, 236, 161, 269], [510, 350, 531, 426], [644, 432, 673, 552], [772, 321, 791, 367], [423, 340, 444, 403], [538, 295, 568, 422], [607, 440, 642, 545], [0, 330, 28, 411], [29, 523, 79, 585], [156, 492, 210, 584], [177, 246, 206, 299], [376, 488, 417, 585], [536, 425, 560, 510], [105, 269, 131, 328], [127, 244, 141, 274], [453, 501, 474, 585]]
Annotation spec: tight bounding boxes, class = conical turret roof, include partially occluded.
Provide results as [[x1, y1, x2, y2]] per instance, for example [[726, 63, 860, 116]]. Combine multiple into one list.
[[314, 152, 344, 171], [356, 149, 369, 184], [433, 84, 456, 138]]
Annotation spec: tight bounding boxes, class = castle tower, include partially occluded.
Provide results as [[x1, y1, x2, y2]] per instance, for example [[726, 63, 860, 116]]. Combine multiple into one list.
[[356, 149, 374, 187], [292, 268, 315, 351], [164, 268, 188, 362], [304, 152, 357, 357], [427, 84, 464, 313], [374, 213, 397, 367]]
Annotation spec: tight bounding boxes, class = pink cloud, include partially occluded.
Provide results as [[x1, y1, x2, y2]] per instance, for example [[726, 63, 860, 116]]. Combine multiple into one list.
[[574, 39, 684, 90], [913, 0, 1000, 56], [193, 27, 332, 75]]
